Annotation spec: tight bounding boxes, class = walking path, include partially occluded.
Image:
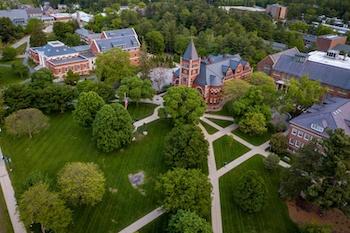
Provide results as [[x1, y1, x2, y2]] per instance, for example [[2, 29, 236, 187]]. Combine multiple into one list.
[[0, 148, 27, 233], [118, 207, 164, 233]]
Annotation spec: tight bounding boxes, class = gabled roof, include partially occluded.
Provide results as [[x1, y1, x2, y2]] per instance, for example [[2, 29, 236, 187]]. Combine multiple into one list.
[[270, 47, 299, 64], [183, 40, 199, 60], [103, 28, 136, 38], [290, 96, 350, 137], [31, 41, 77, 57], [0, 9, 28, 23]]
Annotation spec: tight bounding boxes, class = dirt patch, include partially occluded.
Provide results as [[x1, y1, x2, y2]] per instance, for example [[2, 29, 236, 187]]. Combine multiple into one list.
[[128, 171, 146, 195], [287, 200, 350, 233]]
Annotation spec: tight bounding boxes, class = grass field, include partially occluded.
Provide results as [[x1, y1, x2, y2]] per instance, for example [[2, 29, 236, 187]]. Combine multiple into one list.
[[213, 135, 250, 169], [200, 120, 218, 134], [16, 43, 27, 55], [233, 129, 272, 146], [127, 103, 157, 121], [0, 66, 24, 87], [208, 118, 234, 128], [220, 155, 299, 233], [0, 114, 171, 233], [139, 214, 170, 233], [0, 188, 14, 233], [208, 102, 231, 116]]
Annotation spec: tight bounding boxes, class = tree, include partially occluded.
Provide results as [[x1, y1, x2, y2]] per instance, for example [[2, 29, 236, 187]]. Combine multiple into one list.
[[139, 41, 151, 79], [270, 133, 288, 155], [30, 68, 53, 88], [263, 153, 280, 170], [117, 76, 155, 103], [168, 210, 212, 233], [145, 30, 165, 54], [30, 29, 47, 47], [5, 108, 49, 138], [64, 70, 80, 85], [63, 33, 81, 46], [289, 20, 309, 33], [238, 111, 267, 135], [316, 25, 334, 36], [0, 94, 5, 124], [302, 224, 332, 233], [164, 124, 208, 170], [53, 21, 75, 40], [12, 62, 29, 79], [249, 72, 278, 106], [156, 168, 212, 218], [58, 162, 106, 206], [26, 18, 43, 34], [280, 129, 350, 213], [95, 48, 134, 84], [234, 170, 267, 213], [92, 104, 133, 152], [283, 77, 326, 115], [164, 86, 206, 125], [77, 80, 115, 102], [19, 183, 72, 233], [1, 47, 17, 61], [73, 91, 105, 128], [0, 17, 17, 43], [223, 79, 251, 101]]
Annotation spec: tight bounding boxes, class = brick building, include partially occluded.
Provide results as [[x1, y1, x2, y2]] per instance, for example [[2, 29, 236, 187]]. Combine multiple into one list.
[[29, 28, 140, 78], [173, 41, 252, 110], [266, 4, 287, 21], [287, 96, 350, 151], [257, 48, 350, 98], [316, 34, 347, 52]]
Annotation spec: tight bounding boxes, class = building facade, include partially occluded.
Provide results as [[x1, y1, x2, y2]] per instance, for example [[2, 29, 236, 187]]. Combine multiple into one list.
[[287, 96, 350, 151], [173, 41, 252, 110], [316, 34, 347, 52], [266, 4, 287, 21], [257, 48, 350, 98], [29, 28, 141, 78]]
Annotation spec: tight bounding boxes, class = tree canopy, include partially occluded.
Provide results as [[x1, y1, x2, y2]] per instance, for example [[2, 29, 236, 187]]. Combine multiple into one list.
[[168, 210, 212, 233], [77, 80, 115, 102], [156, 168, 212, 218], [164, 86, 206, 125], [117, 76, 155, 103], [164, 124, 208, 170]]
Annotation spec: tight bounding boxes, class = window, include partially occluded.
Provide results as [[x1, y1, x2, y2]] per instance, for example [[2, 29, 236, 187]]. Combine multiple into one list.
[[291, 128, 297, 135], [297, 130, 304, 138], [289, 138, 294, 145], [304, 133, 311, 141], [295, 140, 301, 148]]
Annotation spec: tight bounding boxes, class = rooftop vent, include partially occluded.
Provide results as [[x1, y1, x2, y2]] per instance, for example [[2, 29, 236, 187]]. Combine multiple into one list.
[[311, 123, 324, 133], [294, 53, 309, 63], [326, 50, 339, 59]]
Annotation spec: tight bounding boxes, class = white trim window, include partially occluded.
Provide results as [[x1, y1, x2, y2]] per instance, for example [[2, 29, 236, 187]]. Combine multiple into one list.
[[304, 133, 311, 141], [291, 128, 297, 136], [289, 138, 294, 145], [297, 130, 304, 138], [295, 140, 301, 148]]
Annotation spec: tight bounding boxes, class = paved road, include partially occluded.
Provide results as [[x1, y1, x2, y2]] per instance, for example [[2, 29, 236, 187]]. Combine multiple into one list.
[[118, 207, 164, 233], [0, 148, 27, 233], [11, 36, 30, 50]]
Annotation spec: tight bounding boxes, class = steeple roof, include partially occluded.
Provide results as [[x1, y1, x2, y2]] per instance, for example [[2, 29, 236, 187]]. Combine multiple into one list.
[[183, 40, 199, 60]]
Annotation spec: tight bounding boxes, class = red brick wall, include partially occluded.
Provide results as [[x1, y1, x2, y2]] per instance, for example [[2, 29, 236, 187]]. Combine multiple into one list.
[[287, 124, 323, 151], [257, 56, 274, 75], [46, 60, 91, 77], [316, 37, 347, 52]]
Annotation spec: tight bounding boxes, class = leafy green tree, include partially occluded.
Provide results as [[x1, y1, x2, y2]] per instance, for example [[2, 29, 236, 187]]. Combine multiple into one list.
[[263, 153, 280, 171], [64, 70, 80, 85], [73, 91, 105, 128], [117, 76, 155, 103], [4, 108, 49, 138], [270, 133, 288, 156], [3, 84, 34, 112], [249, 72, 278, 106], [30, 68, 53, 88], [168, 210, 212, 233], [0, 94, 5, 124], [77, 80, 115, 102], [234, 170, 267, 213], [19, 183, 72, 233], [2, 46, 17, 61], [63, 33, 81, 46], [145, 30, 165, 54], [315, 25, 334, 36], [58, 162, 106, 206], [53, 21, 75, 40], [156, 168, 212, 218], [92, 104, 133, 152], [164, 86, 206, 125], [289, 20, 309, 33], [238, 111, 267, 135], [280, 129, 350, 213], [26, 18, 43, 34], [30, 29, 47, 47], [0, 17, 17, 43], [223, 79, 251, 101], [95, 48, 134, 84], [12, 62, 29, 79], [283, 77, 326, 115], [164, 124, 208, 170], [302, 224, 332, 233]]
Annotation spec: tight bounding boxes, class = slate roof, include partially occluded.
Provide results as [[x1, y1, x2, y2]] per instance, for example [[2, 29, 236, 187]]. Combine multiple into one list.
[[94, 34, 140, 52], [32, 41, 77, 57], [0, 9, 28, 25], [303, 34, 318, 43], [290, 96, 350, 137], [104, 28, 136, 38], [273, 53, 350, 90], [25, 7, 43, 16], [333, 44, 350, 54], [71, 45, 90, 52], [48, 56, 88, 65], [183, 40, 199, 60], [270, 47, 299, 63], [75, 28, 100, 39]]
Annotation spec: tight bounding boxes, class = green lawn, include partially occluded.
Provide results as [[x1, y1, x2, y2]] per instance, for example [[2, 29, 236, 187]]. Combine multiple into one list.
[[0, 114, 171, 233], [16, 43, 27, 55], [0, 58, 23, 65], [0, 66, 24, 87], [213, 135, 250, 169], [208, 102, 231, 116], [0, 188, 14, 233], [127, 103, 157, 121], [200, 120, 218, 135], [208, 118, 234, 128], [139, 214, 170, 233], [220, 156, 299, 233], [233, 129, 272, 146]]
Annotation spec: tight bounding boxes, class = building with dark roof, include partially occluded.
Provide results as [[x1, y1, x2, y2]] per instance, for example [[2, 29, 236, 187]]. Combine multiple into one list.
[[173, 41, 252, 110], [0, 9, 28, 25], [288, 96, 350, 150], [316, 34, 347, 52]]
